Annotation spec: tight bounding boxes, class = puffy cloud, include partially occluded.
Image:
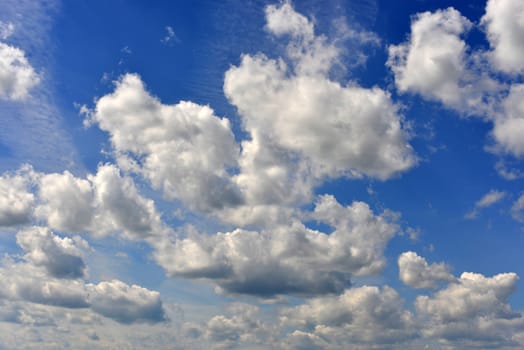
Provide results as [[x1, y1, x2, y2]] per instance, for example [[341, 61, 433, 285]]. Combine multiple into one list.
[[87, 280, 166, 324], [36, 170, 94, 233], [465, 189, 506, 219], [16, 226, 88, 279], [416, 272, 523, 348], [493, 84, 524, 157], [0, 166, 34, 227], [0, 41, 39, 100], [34, 164, 166, 239], [154, 195, 399, 297], [225, 4, 415, 182], [281, 285, 416, 349], [387, 7, 497, 114], [398, 251, 454, 289], [88, 73, 242, 213], [482, 0, 524, 73]]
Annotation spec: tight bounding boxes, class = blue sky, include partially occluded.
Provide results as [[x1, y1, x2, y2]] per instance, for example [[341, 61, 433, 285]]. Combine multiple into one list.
[[1, 0, 524, 349]]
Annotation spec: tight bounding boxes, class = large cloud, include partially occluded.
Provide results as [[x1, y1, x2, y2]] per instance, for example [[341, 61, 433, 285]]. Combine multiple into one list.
[[0, 41, 39, 100], [416, 271, 524, 348], [280, 285, 416, 350], [482, 0, 524, 74], [225, 3, 415, 182], [154, 195, 399, 297], [387, 7, 499, 115], [398, 251, 455, 289], [87, 74, 242, 213]]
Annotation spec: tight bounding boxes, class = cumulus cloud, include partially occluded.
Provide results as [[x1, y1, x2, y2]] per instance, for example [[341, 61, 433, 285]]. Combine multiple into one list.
[[398, 251, 455, 289], [281, 285, 416, 349], [482, 0, 524, 74], [416, 271, 523, 348], [154, 195, 399, 297], [34, 164, 166, 239], [16, 226, 88, 279], [0, 21, 14, 40], [493, 84, 524, 157], [87, 74, 242, 213], [0, 41, 39, 100], [465, 189, 506, 219], [387, 7, 500, 115], [226, 3, 415, 182], [87, 280, 166, 324], [0, 165, 35, 227], [82, 2, 415, 228]]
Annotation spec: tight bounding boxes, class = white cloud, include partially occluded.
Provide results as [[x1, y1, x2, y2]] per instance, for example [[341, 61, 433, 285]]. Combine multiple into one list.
[[34, 164, 167, 239], [16, 226, 88, 279], [88, 74, 242, 213], [0, 41, 39, 100], [387, 7, 500, 115], [154, 195, 399, 297], [0, 165, 34, 227], [493, 84, 524, 157], [398, 251, 455, 289], [465, 189, 506, 219], [416, 272, 523, 348], [482, 0, 524, 74], [280, 285, 416, 349]]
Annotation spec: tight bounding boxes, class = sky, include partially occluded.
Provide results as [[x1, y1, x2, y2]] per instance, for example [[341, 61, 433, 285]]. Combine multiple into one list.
[[1, 0, 524, 349]]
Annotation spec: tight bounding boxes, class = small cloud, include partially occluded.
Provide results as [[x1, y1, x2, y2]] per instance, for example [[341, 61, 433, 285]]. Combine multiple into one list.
[[0, 21, 14, 40], [161, 25, 179, 46], [511, 193, 524, 222], [121, 46, 132, 55], [465, 189, 506, 219]]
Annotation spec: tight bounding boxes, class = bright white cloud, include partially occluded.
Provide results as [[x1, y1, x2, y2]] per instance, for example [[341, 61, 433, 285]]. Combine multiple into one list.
[[34, 164, 166, 239], [0, 41, 39, 100], [465, 189, 506, 219], [281, 285, 416, 349], [154, 195, 399, 297], [493, 84, 524, 157], [398, 251, 455, 289], [387, 7, 496, 114], [416, 272, 522, 348], [88, 74, 242, 213], [482, 0, 524, 74]]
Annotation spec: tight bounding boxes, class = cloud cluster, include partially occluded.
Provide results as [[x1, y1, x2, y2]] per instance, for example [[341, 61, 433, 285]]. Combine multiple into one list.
[[0, 227, 166, 325], [85, 2, 415, 228], [0, 164, 166, 239], [154, 195, 399, 297], [280, 285, 416, 350], [416, 271, 523, 348], [388, 1, 524, 159]]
